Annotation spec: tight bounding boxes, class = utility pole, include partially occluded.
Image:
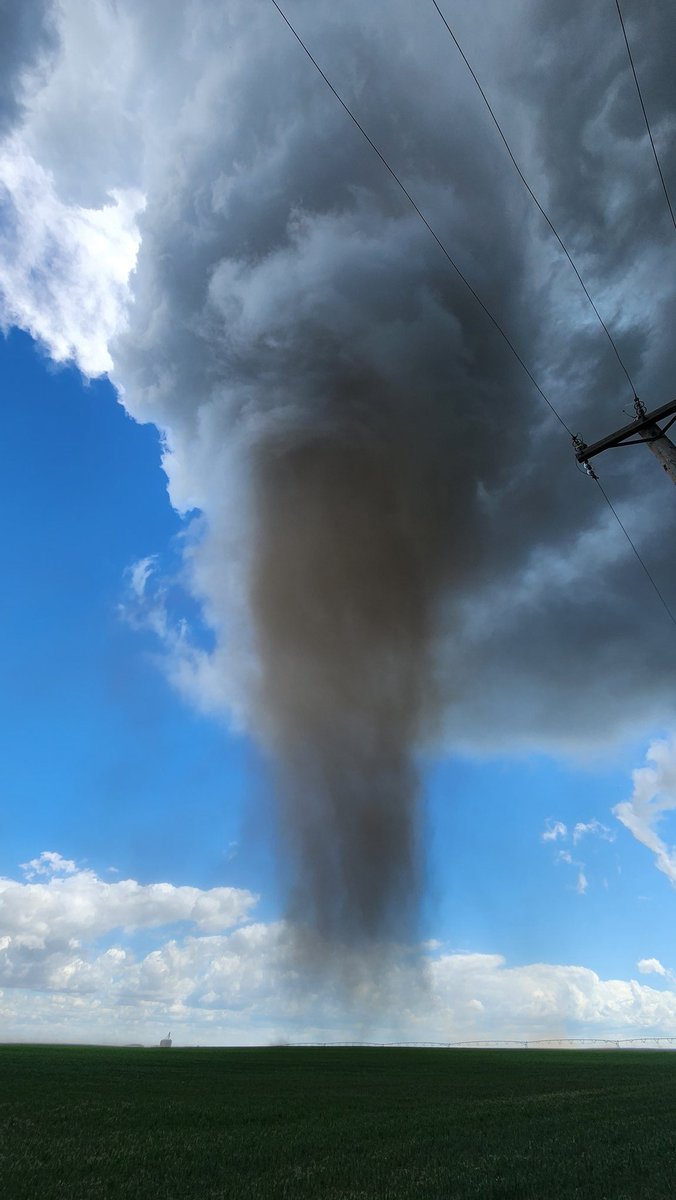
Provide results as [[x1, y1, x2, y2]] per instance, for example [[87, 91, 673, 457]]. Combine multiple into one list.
[[573, 397, 676, 485]]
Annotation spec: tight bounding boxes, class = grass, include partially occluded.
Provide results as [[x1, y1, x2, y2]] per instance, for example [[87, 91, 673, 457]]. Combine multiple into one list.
[[1, 1045, 676, 1198]]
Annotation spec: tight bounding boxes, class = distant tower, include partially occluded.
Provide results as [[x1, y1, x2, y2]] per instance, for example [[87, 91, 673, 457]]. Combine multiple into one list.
[[159, 1031, 172, 1048]]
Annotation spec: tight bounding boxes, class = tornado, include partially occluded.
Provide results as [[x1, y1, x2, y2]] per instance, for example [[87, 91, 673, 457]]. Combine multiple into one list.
[[248, 393, 456, 945]]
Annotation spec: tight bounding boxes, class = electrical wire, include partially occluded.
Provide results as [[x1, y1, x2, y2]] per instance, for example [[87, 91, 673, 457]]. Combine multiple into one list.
[[432, 0, 676, 631], [432, 0, 675, 629], [615, 0, 676, 232], [269, 0, 676, 631], [594, 476, 676, 627], [430, 0, 638, 398], [269, 0, 573, 438]]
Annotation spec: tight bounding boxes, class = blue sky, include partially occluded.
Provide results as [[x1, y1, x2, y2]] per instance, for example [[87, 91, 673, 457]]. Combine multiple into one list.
[[2, 324, 675, 1043], [0, 0, 675, 1045], [1, 328, 264, 898]]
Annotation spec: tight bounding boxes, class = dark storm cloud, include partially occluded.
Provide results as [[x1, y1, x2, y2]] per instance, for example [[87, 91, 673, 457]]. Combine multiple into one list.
[[2, 0, 675, 942], [0, 0, 56, 137], [525, 0, 676, 256], [114, 0, 675, 932]]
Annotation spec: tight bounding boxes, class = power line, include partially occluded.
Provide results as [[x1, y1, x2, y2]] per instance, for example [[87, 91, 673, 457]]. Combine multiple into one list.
[[594, 476, 676, 627], [269, 0, 573, 438], [269, 1, 676, 632], [432, 0, 675, 624], [614, 0, 676, 231], [431, 0, 638, 398]]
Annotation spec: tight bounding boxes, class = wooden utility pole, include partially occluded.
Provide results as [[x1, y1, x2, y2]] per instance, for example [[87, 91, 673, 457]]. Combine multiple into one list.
[[574, 397, 676, 485]]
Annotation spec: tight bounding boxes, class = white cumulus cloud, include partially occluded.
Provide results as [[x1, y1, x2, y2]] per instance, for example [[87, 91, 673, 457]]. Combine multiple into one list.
[[0, 140, 143, 376], [0, 857, 257, 957], [2, 854, 676, 1045], [542, 820, 567, 843], [572, 820, 615, 845], [20, 850, 78, 879], [637, 958, 667, 977], [614, 737, 676, 885]]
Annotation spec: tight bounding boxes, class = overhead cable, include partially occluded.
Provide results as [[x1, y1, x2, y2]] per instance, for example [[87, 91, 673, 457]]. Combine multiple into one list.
[[269, 0, 676, 632], [431, 0, 638, 398], [614, 0, 676, 231], [269, 0, 573, 438], [594, 477, 676, 628], [431, 0, 674, 623]]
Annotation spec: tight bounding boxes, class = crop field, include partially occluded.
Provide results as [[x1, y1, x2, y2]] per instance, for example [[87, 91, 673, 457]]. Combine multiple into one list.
[[1, 1045, 676, 1199]]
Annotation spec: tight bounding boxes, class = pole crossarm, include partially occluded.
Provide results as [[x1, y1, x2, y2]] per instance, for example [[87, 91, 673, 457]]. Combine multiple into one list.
[[574, 398, 676, 462]]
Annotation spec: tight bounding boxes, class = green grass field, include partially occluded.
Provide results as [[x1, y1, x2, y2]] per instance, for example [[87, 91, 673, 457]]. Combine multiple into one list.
[[1, 1044, 675, 1198]]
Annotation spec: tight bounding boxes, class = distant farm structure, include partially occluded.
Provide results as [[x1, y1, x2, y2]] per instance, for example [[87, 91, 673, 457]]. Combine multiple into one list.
[[159, 1033, 172, 1048]]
